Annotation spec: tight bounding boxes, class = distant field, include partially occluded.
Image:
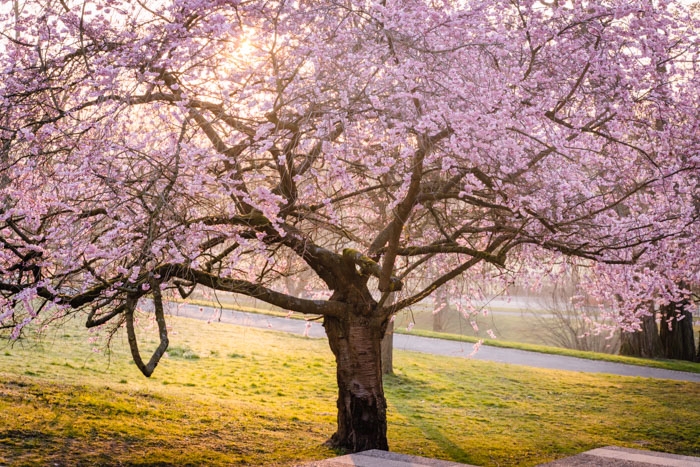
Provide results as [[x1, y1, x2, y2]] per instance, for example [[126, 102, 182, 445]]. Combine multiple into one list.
[[184, 290, 582, 345], [178, 291, 700, 374], [1, 315, 699, 466]]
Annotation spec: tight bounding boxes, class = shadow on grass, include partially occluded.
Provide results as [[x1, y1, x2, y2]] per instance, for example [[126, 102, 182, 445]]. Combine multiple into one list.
[[384, 373, 476, 464], [1, 428, 53, 443]]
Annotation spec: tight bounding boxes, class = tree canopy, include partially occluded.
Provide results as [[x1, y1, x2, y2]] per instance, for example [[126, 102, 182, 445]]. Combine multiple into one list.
[[1, 0, 698, 451]]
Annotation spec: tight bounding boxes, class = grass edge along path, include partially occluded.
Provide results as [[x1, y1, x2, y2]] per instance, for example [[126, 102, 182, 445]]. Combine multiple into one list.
[[0, 315, 699, 466], [174, 297, 700, 375]]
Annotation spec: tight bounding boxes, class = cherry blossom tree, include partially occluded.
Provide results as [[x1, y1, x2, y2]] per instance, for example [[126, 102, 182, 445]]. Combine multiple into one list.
[[1, 0, 698, 451]]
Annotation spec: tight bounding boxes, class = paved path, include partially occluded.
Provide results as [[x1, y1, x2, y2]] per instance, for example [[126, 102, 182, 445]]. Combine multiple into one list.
[[303, 447, 700, 467], [393, 334, 700, 382], [167, 302, 700, 383]]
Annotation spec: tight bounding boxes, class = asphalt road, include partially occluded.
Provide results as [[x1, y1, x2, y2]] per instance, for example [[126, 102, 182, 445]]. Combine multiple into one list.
[[167, 302, 700, 383]]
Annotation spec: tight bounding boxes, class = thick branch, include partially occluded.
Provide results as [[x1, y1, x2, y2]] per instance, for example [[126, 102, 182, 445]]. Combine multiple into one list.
[[389, 245, 505, 267], [162, 264, 349, 317], [342, 248, 402, 291], [539, 240, 646, 265], [387, 256, 483, 314], [86, 303, 125, 328], [385, 236, 511, 313], [193, 212, 272, 228], [370, 128, 452, 291]]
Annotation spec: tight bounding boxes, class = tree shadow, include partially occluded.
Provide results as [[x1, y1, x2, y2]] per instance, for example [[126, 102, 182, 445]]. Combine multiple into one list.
[[384, 373, 476, 464]]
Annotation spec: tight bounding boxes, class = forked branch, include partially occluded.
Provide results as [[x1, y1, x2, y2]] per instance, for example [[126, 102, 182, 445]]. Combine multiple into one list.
[[342, 248, 403, 291], [125, 281, 169, 378]]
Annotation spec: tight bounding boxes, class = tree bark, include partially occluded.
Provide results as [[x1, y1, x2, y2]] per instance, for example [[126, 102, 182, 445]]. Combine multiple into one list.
[[619, 311, 662, 358], [381, 320, 394, 375], [324, 313, 389, 452], [380, 292, 396, 375], [659, 301, 696, 361]]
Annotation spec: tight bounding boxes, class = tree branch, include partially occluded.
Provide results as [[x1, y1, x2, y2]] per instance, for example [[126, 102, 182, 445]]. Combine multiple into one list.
[[125, 282, 169, 378], [342, 248, 402, 291], [388, 245, 506, 267], [161, 264, 350, 317]]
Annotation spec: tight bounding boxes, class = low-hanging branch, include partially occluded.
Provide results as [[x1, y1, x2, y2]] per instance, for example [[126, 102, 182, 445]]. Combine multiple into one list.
[[86, 302, 126, 328], [160, 264, 351, 317], [125, 282, 169, 378]]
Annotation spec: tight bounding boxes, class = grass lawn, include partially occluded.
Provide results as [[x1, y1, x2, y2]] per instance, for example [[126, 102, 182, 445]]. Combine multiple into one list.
[[1, 315, 699, 466]]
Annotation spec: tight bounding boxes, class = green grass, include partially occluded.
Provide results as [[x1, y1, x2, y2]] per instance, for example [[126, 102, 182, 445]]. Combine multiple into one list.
[[393, 303, 549, 344], [1, 315, 699, 466]]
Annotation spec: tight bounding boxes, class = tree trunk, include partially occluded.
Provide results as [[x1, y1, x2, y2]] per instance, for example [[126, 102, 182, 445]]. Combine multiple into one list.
[[619, 311, 662, 358], [433, 288, 449, 332], [324, 313, 389, 452], [380, 292, 396, 375], [659, 301, 696, 361], [381, 319, 393, 375], [433, 306, 447, 332]]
